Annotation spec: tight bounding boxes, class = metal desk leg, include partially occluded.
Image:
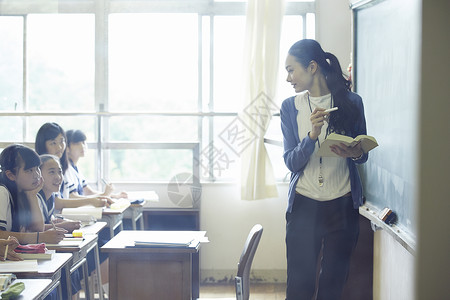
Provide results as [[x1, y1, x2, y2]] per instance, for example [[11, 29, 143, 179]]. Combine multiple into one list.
[[138, 213, 144, 230], [131, 209, 137, 230], [109, 221, 114, 239], [81, 259, 91, 300], [65, 264, 72, 300], [71, 258, 91, 300], [56, 279, 62, 300], [94, 243, 104, 300]]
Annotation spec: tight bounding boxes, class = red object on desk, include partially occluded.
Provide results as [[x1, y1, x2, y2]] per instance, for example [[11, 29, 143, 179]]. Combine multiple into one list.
[[14, 243, 47, 254]]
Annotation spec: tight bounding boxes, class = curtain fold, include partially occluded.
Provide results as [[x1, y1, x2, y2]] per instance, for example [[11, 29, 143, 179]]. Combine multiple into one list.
[[240, 0, 285, 200]]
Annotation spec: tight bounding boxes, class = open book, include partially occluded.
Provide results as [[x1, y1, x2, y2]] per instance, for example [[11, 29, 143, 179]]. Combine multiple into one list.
[[317, 133, 378, 157]]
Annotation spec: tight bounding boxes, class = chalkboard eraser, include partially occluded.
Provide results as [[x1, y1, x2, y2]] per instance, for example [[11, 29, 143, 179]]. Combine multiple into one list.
[[378, 207, 397, 225]]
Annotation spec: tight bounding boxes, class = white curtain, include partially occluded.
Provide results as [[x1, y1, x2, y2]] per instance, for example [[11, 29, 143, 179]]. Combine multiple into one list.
[[240, 0, 285, 200]]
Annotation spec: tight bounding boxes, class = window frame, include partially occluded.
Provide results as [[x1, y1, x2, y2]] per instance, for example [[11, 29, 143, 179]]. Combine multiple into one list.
[[0, 0, 314, 185]]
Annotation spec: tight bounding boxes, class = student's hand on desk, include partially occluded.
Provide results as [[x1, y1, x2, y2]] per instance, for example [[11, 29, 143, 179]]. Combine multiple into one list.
[[0, 237, 22, 261], [56, 220, 82, 233], [92, 196, 113, 207], [330, 142, 363, 158], [41, 228, 67, 244]]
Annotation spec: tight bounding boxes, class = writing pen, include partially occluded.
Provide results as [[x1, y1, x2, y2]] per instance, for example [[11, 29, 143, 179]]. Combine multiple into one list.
[[4, 236, 11, 260], [51, 219, 57, 230], [324, 107, 338, 113]]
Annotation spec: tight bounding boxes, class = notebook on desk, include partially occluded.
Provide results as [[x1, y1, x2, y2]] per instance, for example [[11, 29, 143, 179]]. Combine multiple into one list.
[[133, 238, 199, 248]]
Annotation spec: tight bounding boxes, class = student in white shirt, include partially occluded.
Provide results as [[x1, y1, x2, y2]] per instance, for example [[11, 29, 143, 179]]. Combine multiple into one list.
[[34, 122, 112, 210], [38, 154, 81, 232]]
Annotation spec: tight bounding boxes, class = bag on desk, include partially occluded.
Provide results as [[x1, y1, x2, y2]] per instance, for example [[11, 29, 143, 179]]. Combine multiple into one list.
[[1, 282, 25, 299]]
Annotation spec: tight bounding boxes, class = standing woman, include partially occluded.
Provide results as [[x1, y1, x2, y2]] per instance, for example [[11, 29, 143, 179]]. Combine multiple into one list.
[[281, 39, 368, 300]]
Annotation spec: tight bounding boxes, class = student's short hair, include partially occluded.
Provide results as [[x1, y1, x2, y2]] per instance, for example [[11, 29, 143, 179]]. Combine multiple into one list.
[[66, 129, 87, 145], [35, 122, 69, 174]]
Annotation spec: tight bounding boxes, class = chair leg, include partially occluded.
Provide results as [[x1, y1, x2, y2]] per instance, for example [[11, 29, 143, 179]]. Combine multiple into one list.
[[235, 276, 243, 300]]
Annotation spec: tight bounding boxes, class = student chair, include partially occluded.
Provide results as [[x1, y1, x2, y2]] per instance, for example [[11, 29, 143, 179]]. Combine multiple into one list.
[[199, 224, 263, 300]]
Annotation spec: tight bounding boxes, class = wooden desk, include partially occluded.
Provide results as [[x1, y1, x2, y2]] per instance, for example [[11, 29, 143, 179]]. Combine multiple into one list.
[[142, 207, 201, 298], [2, 279, 53, 300], [100, 205, 129, 239], [102, 230, 204, 300], [13, 253, 72, 300]]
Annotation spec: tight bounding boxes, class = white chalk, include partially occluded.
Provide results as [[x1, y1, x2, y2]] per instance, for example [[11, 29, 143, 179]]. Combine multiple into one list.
[[324, 107, 338, 113]]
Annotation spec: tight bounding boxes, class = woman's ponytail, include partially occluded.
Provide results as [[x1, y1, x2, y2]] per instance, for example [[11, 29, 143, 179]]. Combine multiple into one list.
[[323, 52, 358, 136], [324, 52, 351, 94]]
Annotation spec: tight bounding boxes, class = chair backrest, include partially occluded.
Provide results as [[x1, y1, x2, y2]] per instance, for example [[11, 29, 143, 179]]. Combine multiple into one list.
[[235, 224, 263, 300]]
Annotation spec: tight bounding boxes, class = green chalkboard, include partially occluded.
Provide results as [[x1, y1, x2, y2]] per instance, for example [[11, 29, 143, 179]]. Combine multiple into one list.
[[352, 0, 421, 237]]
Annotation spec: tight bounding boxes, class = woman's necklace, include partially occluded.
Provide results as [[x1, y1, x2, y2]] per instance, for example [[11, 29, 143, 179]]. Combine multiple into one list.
[[308, 94, 333, 187]]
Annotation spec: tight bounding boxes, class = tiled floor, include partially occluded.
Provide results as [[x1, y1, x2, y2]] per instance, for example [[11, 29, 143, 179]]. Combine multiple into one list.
[[199, 283, 286, 299]]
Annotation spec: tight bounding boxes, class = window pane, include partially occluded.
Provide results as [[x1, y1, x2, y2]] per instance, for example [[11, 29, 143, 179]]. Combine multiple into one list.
[[277, 16, 304, 105], [27, 14, 95, 111], [0, 16, 23, 111], [108, 116, 198, 142], [109, 13, 198, 111], [108, 149, 192, 181], [27, 116, 96, 143], [0, 117, 23, 142], [306, 13, 315, 39], [213, 16, 246, 112], [199, 116, 241, 180]]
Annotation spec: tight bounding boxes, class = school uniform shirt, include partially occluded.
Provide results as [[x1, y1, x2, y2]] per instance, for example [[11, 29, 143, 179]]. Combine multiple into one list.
[[58, 179, 69, 199], [280, 90, 368, 213], [0, 185, 12, 231], [37, 190, 55, 224], [64, 163, 87, 196]]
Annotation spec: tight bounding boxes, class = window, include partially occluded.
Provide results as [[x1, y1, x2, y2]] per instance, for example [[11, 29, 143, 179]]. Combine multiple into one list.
[[0, 0, 315, 184]]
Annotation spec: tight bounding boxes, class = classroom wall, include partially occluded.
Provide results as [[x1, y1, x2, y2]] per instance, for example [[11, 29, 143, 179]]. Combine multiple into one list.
[[315, 0, 352, 76]]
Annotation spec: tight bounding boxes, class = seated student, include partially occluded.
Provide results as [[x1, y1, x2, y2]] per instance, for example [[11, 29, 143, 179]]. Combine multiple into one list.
[[35, 122, 112, 210], [66, 129, 127, 199], [0, 144, 66, 244], [38, 154, 81, 232], [0, 237, 21, 261], [38, 155, 84, 300]]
